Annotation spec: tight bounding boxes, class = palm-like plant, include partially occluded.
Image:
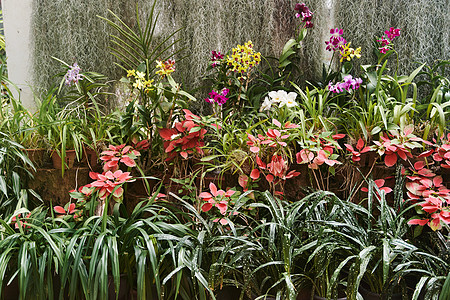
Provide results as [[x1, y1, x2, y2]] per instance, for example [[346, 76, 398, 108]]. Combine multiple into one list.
[[98, 0, 182, 77]]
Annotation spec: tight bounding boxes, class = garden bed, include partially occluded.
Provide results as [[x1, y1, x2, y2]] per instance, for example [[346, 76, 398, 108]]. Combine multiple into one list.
[[1, 1, 449, 299]]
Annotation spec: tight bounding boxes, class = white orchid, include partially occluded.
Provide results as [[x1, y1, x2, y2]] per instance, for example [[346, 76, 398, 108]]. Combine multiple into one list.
[[260, 97, 273, 112], [279, 93, 298, 108], [268, 90, 287, 103], [268, 90, 298, 108]]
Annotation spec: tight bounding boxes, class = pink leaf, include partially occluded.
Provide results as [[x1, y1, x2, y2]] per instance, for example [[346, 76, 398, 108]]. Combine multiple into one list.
[[216, 202, 228, 214], [356, 139, 365, 151], [397, 150, 407, 161], [54, 206, 66, 214], [414, 161, 425, 170], [403, 124, 414, 136], [68, 203, 76, 214], [284, 122, 299, 129], [380, 187, 393, 194], [113, 187, 124, 198], [344, 144, 355, 152], [374, 179, 385, 188], [433, 176, 443, 187], [272, 119, 282, 128], [201, 202, 213, 212], [250, 169, 260, 180], [250, 146, 260, 153], [180, 151, 188, 159], [384, 153, 397, 167], [238, 175, 248, 188], [209, 182, 218, 197], [408, 219, 429, 226], [266, 174, 274, 183], [199, 192, 213, 199], [89, 172, 100, 180], [225, 189, 236, 197], [332, 134, 345, 140]]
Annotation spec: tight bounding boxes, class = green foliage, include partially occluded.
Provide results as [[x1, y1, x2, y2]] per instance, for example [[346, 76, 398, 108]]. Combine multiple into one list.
[[98, 0, 181, 77], [0, 133, 37, 217]]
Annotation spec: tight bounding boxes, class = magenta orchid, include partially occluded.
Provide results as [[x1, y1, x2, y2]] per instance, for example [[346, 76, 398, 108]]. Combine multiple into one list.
[[211, 50, 224, 68], [294, 3, 313, 28], [325, 28, 347, 52], [205, 88, 229, 105], [328, 75, 362, 93], [377, 27, 400, 54]]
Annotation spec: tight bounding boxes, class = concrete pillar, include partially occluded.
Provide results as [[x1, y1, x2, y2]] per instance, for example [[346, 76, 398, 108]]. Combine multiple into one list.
[[3, 0, 35, 112], [321, 0, 335, 70]]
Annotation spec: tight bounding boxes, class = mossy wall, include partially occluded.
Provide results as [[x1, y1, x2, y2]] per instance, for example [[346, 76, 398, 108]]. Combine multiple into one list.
[[31, 0, 449, 101], [335, 0, 450, 78]]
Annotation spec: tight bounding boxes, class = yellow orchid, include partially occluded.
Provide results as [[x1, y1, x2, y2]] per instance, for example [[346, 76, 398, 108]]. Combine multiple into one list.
[[135, 71, 145, 80], [133, 79, 144, 89], [226, 40, 261, 74], [339, 42, 362, 62], [126, 69, 136, 77], [155, 59, 175, 77]]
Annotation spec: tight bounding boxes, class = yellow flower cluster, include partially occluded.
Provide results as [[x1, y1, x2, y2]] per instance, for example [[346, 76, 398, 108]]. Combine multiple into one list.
[[340, 42, 362, 62], [226, 41, 261, 73], [155, 59, 175, 77], [127, 69, 154, 91]]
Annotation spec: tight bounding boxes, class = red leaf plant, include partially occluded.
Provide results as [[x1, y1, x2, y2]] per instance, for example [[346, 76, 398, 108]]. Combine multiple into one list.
[[418, 133, 450, 170], [199, 182, 237, 225], [372, 125, 422, 167], [405, 160, 450, 231], [159, 109, 207, 161], [54, 203, 76, 215], [296, 133, 343, 169], [11, 213, 32, 229], [361, 178, 393, 200], [247, 119, 300, 194], [90, 170, 135, 202], [344, 138, 373, 162], [130, 137, 150, 151], [100, 144, 140, 172]]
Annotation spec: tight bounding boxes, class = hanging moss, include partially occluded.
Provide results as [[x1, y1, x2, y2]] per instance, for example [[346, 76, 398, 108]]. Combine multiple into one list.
[[335, 0, 450, 77], [31, 0, 449, 106], [31, 0, 139, 95]]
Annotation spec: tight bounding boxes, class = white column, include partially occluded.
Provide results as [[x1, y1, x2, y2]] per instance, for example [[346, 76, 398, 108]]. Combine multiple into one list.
[[321, 0, 335, 70], [3, 0, 35, 112]]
